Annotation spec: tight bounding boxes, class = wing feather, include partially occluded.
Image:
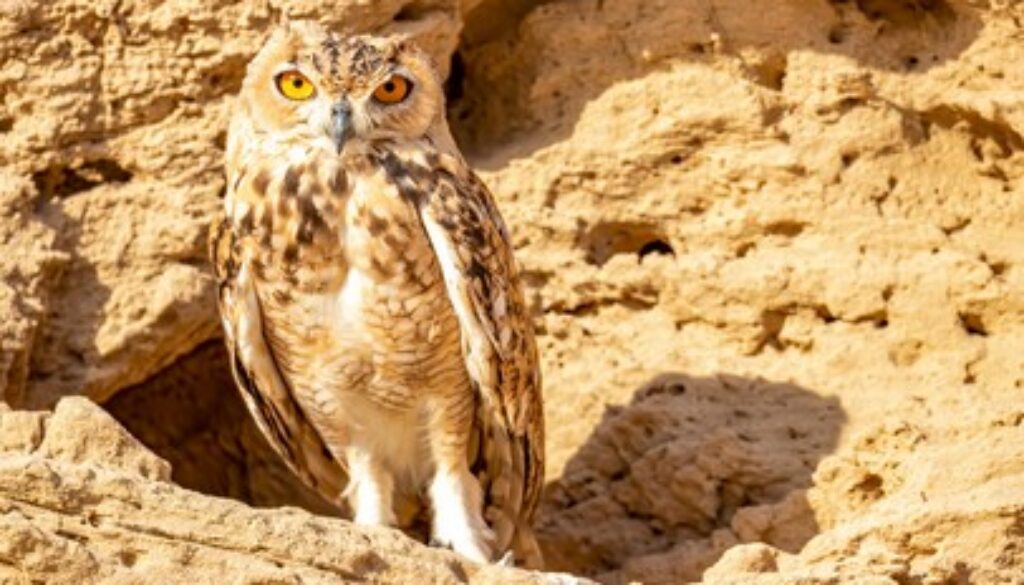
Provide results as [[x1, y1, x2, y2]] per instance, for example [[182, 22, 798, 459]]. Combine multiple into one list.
[[381, 151, 545, 566], [208, 216, 349, 511]]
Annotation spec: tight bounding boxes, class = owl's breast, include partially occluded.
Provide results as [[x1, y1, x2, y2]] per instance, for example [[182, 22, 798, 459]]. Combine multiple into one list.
[[227, 151, 359, 292], [236, 150, 467, 415], [342, 158, 441, 287], [334, 157, 461, 382]]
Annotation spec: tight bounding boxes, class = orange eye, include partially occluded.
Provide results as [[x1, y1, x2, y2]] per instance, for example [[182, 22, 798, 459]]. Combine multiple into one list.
[[372, 75, 412, 104], [275, 70, 315, 101]]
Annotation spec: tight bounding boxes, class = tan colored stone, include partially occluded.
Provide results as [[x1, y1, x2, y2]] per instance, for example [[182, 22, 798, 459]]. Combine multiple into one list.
[[0, 408, 46, 455], [450, 0, 1024, 582], [703, 542, 782, 578], [0, 397, 589, 585], [1, 0, 1024, 583], [38, 396, 171, 481]]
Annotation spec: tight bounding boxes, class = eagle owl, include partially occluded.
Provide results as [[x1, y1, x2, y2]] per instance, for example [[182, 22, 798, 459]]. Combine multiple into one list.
[[209, 21, 544, 567]]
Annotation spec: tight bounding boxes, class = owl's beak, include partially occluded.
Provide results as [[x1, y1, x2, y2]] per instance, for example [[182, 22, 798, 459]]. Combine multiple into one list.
[[330, 100, 353, 154]]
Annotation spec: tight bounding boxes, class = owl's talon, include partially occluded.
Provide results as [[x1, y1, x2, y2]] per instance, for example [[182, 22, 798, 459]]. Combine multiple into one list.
[[429, 466, 494, 564], [496, 551, 515, 567]]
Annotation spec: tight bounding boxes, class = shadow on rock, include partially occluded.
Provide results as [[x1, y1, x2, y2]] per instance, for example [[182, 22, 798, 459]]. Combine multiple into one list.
[[536, 372, 846, 584], [105, 340, 341, 516], [25, 166, 117, 408]]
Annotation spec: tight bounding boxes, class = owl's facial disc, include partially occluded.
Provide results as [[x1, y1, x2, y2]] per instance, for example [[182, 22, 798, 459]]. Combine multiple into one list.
[[241, 24, 442, 157]]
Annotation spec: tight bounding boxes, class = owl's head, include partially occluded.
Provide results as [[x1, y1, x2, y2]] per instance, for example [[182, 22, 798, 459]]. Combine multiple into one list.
[[237, 21, 445, 155]]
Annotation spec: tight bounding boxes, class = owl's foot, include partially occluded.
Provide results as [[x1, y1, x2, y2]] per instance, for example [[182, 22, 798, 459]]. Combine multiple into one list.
[[345, 447, 397, 526], [429, 466, 494, 563], [496, 551, 515, 567]]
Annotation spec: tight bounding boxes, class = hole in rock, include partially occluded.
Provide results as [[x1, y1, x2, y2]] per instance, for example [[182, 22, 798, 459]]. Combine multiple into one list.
[[735, 241, 756, 258], [958, 311, 987, 337], [816, 305, 837, 324], [32, 159, 133, 198], [765, 220, 807, 238], [827, 25, 847, 44], [853, 472, 885, 497], [579, 221, 671, 267], [984, 259, 1007, 277], [920, 104, 1024, 158], [852, 0, 956, 27], [637, 239, 675, 262], [213, 130, 227, 151], [756, 309, 788, 352], [748, 54, 788, 91], [104, 341, 339, 516], [117, 549, 138, 568]]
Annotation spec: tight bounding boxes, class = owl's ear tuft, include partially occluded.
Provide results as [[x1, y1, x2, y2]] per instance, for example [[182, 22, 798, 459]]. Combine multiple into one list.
[[392, 35, 421, 56]]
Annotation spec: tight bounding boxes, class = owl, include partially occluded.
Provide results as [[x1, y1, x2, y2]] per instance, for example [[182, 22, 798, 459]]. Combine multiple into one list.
[[208, 21, 544, 568]]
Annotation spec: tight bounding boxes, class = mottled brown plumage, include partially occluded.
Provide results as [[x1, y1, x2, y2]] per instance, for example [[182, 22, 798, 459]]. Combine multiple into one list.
[[210, 21, 543, 567]]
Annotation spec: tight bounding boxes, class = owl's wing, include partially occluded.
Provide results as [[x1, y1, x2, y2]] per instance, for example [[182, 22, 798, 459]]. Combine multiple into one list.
[[383, 152, 545, 567], [208, 216, 349, 510]]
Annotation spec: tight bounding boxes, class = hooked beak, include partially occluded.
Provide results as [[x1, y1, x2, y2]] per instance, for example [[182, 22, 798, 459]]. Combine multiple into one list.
[[330, 100, 353, 154]]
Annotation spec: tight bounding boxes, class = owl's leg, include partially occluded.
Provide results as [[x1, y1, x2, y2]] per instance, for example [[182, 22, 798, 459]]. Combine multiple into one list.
[[426, 396, 494, 563], [345, 445, 396, 526]]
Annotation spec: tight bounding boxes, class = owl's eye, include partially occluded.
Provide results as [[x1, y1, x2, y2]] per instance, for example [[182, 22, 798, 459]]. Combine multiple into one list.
[[275, 70, 316, 101], [372, 75, 412, 104]]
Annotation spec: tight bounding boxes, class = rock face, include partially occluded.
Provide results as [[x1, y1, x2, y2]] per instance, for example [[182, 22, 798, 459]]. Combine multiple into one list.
[[0, 397, 567, 584], [2, 0, 1023, 583]]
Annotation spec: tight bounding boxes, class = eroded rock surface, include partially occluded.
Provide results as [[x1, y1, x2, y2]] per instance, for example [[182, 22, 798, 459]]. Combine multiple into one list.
[[1, 0, 1023, 583], [0, 398, 578, 584], [452, 0, 1024, 581]]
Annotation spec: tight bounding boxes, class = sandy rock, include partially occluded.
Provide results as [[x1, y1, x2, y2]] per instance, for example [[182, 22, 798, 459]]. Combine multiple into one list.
[[703, 542, 783, 578], [37, 396, 171, 482], [450, 0, 1024, 581], [1, 0, 1024, 583], [0, 406, 46, 455], [730, 490, 817, 553], [0, 397, 586, 585], [536, 374, 842, 582], [0, 170, 68, 407]]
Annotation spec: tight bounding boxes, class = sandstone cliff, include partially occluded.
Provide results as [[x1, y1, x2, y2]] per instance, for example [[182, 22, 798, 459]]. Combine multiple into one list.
[[1, 0, 1022, 583]]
